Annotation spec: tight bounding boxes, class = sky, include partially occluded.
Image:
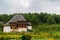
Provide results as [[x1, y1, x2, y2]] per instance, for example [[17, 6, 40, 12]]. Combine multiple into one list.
[[0, 0, 60, 14]]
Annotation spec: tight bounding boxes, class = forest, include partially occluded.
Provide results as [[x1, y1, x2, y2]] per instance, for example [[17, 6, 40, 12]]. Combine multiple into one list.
[[0, 12, 60, 31], [0, 12, 60, 40], [0, 12, 60, 32]]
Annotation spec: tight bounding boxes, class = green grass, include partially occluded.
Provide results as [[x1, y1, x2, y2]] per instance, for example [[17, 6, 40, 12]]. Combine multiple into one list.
[[0, 24, 60, 40], [0, 32, 60, 40]]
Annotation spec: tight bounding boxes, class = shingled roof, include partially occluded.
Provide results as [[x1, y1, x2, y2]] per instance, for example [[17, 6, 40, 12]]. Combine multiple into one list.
[[4, 15, 26, 25], [4, 15, 32, 26], [8, 15, 26, 23]]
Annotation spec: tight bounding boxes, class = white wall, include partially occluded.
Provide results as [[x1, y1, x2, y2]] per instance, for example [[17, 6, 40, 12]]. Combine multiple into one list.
[[27, 26, 32, 30], [3, 26, 11, 32], [18, 28, 27, 32], [3, 26, 32, 32]]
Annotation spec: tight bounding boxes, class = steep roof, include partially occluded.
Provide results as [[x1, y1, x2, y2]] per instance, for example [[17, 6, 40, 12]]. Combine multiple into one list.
[[8, 15, 26, 23], [4, 15, 32, 26]]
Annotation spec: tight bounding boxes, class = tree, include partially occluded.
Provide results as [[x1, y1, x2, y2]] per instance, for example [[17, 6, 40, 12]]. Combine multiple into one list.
[[46, 14, 56, 24], [30, 15, 39, 25]]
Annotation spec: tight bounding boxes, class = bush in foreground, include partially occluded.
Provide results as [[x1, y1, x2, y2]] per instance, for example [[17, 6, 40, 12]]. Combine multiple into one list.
[[22, 34, 32, 40]]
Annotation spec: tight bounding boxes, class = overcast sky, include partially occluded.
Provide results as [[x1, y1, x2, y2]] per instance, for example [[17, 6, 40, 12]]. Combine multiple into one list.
[[0, 0, 60, 14]]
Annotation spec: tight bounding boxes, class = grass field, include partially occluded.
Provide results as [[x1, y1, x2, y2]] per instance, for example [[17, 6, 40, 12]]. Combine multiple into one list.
[[0, 24, 60, 40], [0, 32, 60, 40], [0, 37, 60, 40]]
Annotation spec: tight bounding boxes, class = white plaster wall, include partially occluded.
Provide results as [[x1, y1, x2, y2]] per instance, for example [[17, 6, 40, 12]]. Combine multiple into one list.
[[27, 26, 32, 30], [3, 26, 10, 32], [10, 29, 18, 32], [18, 28, 27, 32]]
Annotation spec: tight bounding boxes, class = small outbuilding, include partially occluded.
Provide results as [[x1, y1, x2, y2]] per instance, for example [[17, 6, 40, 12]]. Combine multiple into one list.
[[3, 15, 32, 32]]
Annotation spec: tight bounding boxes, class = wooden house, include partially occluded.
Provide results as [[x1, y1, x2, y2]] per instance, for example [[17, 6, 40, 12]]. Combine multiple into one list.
[[3, 15, 32, 32]]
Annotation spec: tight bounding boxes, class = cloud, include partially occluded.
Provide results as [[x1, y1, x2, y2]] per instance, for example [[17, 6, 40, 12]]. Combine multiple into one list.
[[29, 0, 60, 14], [0, 0, 60, 14], [6, 0, 30, 8]]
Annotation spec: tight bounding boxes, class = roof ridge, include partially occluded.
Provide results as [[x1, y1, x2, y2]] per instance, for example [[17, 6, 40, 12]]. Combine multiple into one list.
[[7, 14, 26, 23]]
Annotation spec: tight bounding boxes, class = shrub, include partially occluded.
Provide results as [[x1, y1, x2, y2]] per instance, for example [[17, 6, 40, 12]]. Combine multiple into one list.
[[22, 34, 32, 40]]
